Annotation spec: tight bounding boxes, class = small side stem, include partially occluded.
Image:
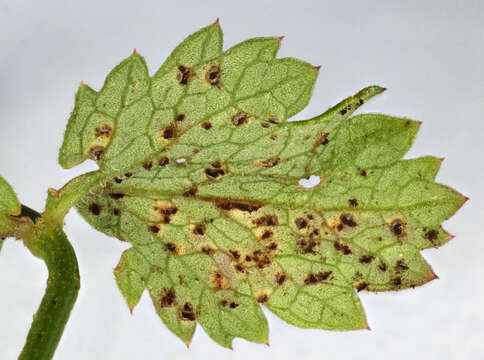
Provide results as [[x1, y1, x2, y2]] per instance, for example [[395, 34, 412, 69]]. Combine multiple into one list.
[[19, 213, 80, 360]]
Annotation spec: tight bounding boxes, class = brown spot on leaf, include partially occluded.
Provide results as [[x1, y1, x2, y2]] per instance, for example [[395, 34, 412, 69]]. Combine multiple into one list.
[[229, 302, 239, 309], [160, 288, 176, 307], [89, 146, 105, 161], [109, 193, 125, 200], [88, 203, 101, 215], [268, 117, 279, 124], [356, 282, 369, 292], [215, 200, 261, 213], [256, 157, 279, 168], [232, 112, 248, 126], [142, 161, 153, 170], [392, 277, 402, 287], [334, 241, 352, 255], [425, 229, 439, 242], [261, 122, 270, 128], [348, 198, 359, 207], [252, 250, 271, 269], [276, 273, 286, 285], [175, 113, 185, 122], [304, 271, 332, 285], [378, 262, 388, 272], [234, 264, 245, 273], [297, 238, 319, 254], [201, 121, 212, 130], [201, 246, 215, 255], [177, 65, 191, 86], [206, 65, 221, 86], [149, 225, 160, 234], [395, 259, 409, 272], [95, 124, 112, 138], [340, 213, 357, 227], [180, 302, 195, 321], [295, 217, 308, 229], [229, 250, 240, 260], [193, 224, 205, 236], [253, 215, 279, 227], [359, 255, 374, 264], [211, 270, 230, 289], [360, 170, 367, 177], [261, 230, 273, 240], [165, 242, 180, 254], [390, 219, 406, 237], [205, 167, 225, 179], [113, 209, 120, 216], [162, 126, 175, 139], [257, 294, 269, 303], [125, 172, 132, 178], [183, 187, 197, 197], [158, 156, 169, 166], [267, 242, 278, 251], [220, 300, 228, 307]]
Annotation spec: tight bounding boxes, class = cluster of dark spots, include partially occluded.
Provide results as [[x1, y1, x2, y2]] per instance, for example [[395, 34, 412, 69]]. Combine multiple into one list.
[[113, 209, 120, 216], [162, 125, 176, 139], [95, 124, 112, 138], [340, 213, 357, 227], [183, 187, 197, 197], [359, 255, 374, 264], [266, 242, 278, 251], [211, 161, 222, 168], [180, 302, 195, 321], [165, 242, 179, 254], [216, 200, 261, 213], [160, 288, 176, 307], [307, 214, 314, 220], [360, 170, 367, 177], [395, 259, 409, 272], [206, 65, 221, 86], [356, 282, 369, 292], [158, 156, 169, 166], [257, 294, 269, 303], [425, 229, 439, 242], [142, 161, 153, 171], [390, 219, 406, 237], [339, 104, 352, 115], [201, 246, 215, 255], [245, 255, 252, 262], [304, 271, 332, 285], [268, 117, 279, 124], [88, 203, 101, 216], [378, 262, 388, 272], [276, 273, 287, 285], [109, 193, 125, 200], [229, 302, 239, 309], [201, 121, 212, 130], [269, 134, 277, 141], [193, 148, 200, 153], [89, 146, 105, 161], [334, 241, 352, 255], [232, 112, 248, 126], [297, 238, 319, 254], [261, 230, 273, 240], [358, 98, 365, 106], [348, 198, 359, 207], [211, 270, 229, 289], [229, 249, 240, 260], [149, 224, 160, 234], [125, 172, 132, 178], [261, 122, 270, 128], [252, 215, 279, 226], [154, 206, 178, 224], [256, 156, 279, 168], [252, 250, 271, 269], [193, 224, 205, 235], [113, 176, 123, 184], [353, 271, 363, 280], [205, 167, 225, 179], [175, 113, 185, 122], [177, 65, 191, 85], [392, 277, 402, 287], [295, 217, 308, 229]]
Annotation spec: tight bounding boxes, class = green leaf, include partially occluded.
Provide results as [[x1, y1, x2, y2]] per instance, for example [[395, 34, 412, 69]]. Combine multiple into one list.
[[60, 22, 466, 346], [0, 175, 21, 246]]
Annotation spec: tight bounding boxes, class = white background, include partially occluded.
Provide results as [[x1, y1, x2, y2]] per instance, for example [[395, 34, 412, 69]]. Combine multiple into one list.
[[0, 0, 483, 359]]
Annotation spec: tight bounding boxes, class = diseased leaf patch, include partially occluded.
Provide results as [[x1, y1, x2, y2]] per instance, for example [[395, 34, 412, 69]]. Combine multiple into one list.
[[63, 22, 466, 347]]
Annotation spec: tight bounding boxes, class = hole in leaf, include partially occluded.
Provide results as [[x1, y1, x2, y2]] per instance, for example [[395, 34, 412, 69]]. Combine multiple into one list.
[[176, 158, 186, 164], [298, 175, 320, 188]]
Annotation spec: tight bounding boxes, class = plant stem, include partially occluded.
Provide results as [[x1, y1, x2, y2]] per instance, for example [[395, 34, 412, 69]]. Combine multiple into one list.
[[18, 210, 80, 360]]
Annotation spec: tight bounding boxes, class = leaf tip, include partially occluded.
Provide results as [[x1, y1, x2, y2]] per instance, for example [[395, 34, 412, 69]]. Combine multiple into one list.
[[417, 120, 423, 126], [129, 306, 134, 315], [277, 35, 285, 41], [313, 65, 322, 71], [228, 345, 234, 351], [185, 341, 190, 349], [132, 48, 137, 55], [365, 324, 372, 331], [265, 340, 270, 347], [212, 18, 220, 26], [430, 270, 439, 280]]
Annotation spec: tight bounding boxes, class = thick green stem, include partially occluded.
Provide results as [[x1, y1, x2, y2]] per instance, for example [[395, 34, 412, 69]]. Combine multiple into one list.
[[19, 217, 80, 360]]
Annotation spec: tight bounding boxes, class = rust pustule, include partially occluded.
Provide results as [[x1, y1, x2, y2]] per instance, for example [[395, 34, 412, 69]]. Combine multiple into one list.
[[88, 146, 105, 161], [304, 271, 332, 285], [232, 112, 248, 126], [88, 203, 101, 215], [334, 241, 352, 255], [95, 124, 112, 138], [276, 273, 286, 285], [390, 219, 406, 237], [160, 288, 176, 307], [340, 213, 357, 227], [256, 156, 279, 168], [295, 217, 308, 229], [109, 193, 125, 200], [253, 215, 279, 226], [215, 200, 261, 213], [206, 65, 221, 86], [180, 302, 195, 321]]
